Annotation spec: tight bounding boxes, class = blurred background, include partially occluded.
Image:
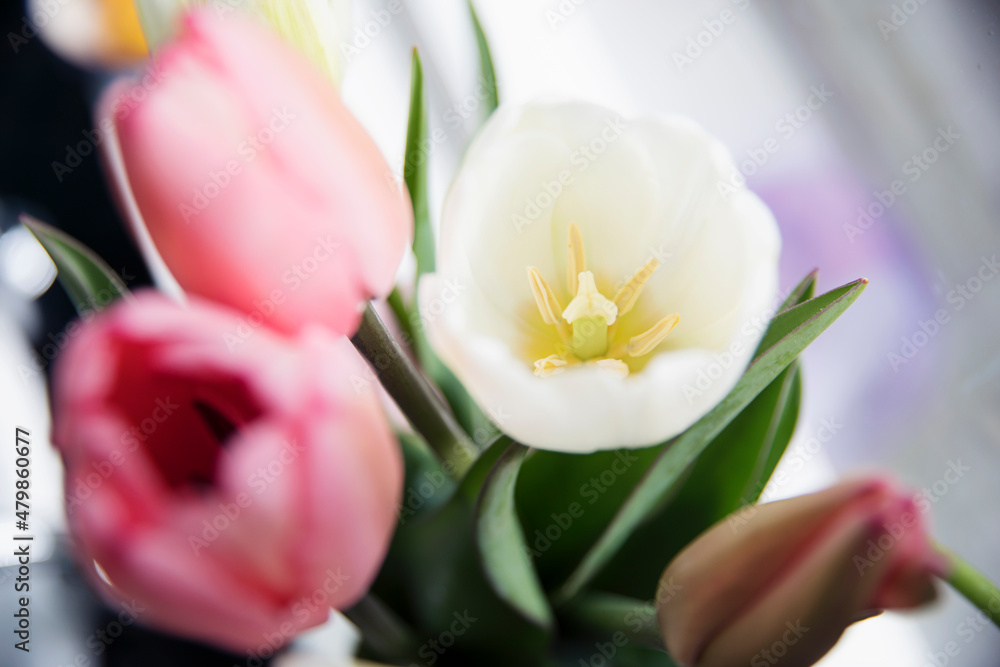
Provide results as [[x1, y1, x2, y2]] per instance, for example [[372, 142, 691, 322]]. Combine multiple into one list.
[[0, 0, 998, 664]]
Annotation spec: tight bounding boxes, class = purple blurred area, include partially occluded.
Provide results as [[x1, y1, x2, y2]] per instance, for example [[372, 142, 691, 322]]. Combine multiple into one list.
[[759, 164, 941, 464]]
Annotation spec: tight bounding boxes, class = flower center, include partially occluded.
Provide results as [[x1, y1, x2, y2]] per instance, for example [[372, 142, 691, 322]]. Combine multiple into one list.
[[527, 223, 679, 378]]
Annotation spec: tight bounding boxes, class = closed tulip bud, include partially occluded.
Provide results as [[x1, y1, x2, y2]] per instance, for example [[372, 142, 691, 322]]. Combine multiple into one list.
[[101, 10, 411, 336], [134, 0, 350, 85], [657, 477, 944, 667]]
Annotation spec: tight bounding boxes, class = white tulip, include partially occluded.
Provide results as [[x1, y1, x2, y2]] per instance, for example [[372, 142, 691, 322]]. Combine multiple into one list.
[[418, 101, 781, 453], [134, 0, 350, 85]]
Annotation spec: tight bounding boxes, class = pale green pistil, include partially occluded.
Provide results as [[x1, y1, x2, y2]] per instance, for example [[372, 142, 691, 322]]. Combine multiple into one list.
[[571, 316, 610, 359], [562, 271, 618, 361]]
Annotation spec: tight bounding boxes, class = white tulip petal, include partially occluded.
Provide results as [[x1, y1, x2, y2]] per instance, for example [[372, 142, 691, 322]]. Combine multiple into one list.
[[421, 101, 780, 452]]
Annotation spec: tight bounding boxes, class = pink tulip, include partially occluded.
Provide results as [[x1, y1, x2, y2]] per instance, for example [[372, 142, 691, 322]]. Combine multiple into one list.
[[53, 291, 402, 652], [100, 10, 412, 336], [658, 477, 944, 667]]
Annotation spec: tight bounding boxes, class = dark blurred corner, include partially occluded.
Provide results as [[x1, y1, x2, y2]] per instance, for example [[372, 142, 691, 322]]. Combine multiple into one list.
[[0, 0, 151, 344], [0, 1, 265, 664]]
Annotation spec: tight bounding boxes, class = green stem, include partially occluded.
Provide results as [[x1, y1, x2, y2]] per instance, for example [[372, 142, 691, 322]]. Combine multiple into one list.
[[935, 541, 1000, 628], [351, 302, 477, 475], [386, 287, 415, 343]]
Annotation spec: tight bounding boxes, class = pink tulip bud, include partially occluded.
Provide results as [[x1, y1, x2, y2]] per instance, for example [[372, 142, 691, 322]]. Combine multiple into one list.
[[53, 291, 402, 652], [101, 10, 412, 336], [657, 477, 944, 667]]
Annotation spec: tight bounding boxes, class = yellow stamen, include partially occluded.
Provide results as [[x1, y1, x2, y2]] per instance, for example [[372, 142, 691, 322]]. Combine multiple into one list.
[[613, 258, 661, 317], [567, 223, 586, 296], [594, 358, 630, 378], [627, 314, 680, 357], [527, 266, 564, 326], [534, 355, 568, 377], [527, 230, 678, 378]]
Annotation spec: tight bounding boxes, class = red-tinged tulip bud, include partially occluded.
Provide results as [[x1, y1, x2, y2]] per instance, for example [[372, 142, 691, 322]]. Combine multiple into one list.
[[657, 477, 945, 667]]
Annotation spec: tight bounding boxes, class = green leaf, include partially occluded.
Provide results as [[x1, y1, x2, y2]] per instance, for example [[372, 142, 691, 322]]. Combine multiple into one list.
[[779, 269, 818, 312], [593, 364, 801, 598], [563, 593, 662, 648], [754, 276, 858, 363], [403, 49, 433, 278], [457, 433, 512, 501], [21, 215, 131, 315], [417, 341, 488, 439], [370, 435, 551, 663], [554, 278, 867, 603], [476, 443, 553, 628], [752, 270, 817, 359], [515, 446, 662, 590], [517, 271, 819, 599], [469, 1, 499, 116], [740, 364, 802, 503], [398, 49, 488, 438], [397, 431, 457, 522]]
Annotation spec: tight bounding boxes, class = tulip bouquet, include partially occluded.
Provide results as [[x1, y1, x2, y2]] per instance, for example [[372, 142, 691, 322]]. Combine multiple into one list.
[[25, 3, 1000, 666]]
